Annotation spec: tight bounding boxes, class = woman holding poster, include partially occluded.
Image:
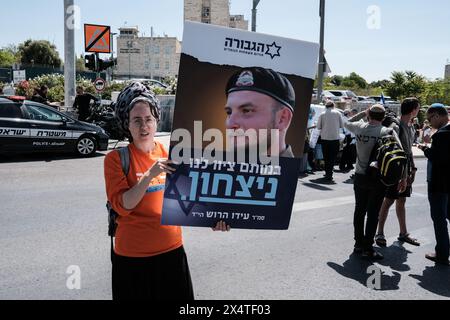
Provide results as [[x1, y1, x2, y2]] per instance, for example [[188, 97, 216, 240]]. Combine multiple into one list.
[[104, 82, 228, 300]]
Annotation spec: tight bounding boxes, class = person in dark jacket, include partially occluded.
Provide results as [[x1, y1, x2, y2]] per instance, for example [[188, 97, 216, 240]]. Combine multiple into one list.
[[73, 86, 100, 122], [419, 104, 450, 266], [31, 85, 56, 108]]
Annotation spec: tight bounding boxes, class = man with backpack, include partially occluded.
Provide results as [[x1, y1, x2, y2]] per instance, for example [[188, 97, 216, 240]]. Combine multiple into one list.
[[344, 105, 393, 260], [375, 98, 421, 247]]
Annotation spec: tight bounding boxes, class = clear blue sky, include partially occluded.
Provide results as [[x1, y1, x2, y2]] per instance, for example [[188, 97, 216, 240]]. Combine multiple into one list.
[[1, 0, 449, 82]]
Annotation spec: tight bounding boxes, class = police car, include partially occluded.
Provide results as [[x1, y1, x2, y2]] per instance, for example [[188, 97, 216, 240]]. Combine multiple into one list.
[[0, 96, 109, 157]]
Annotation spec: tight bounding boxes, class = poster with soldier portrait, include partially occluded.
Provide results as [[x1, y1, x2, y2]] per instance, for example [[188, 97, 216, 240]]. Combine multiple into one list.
[[161, 21, 319, 230]]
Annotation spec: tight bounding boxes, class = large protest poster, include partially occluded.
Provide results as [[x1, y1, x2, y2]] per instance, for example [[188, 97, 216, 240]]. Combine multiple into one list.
[[161, 21, 319, 230]]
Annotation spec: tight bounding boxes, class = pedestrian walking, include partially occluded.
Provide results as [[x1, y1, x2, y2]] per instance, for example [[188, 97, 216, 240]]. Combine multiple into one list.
[[317, 101, 344, 181]]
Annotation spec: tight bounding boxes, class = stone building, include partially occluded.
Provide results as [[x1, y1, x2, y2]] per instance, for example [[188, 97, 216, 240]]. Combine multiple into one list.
[[115, 26, 181, 81], [445, 63, 450, 79], [184, 0, 249, 30]]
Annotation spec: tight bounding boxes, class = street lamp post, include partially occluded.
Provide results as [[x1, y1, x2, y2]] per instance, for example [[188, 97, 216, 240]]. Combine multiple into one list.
[[317, 0, 326, 103], [252, 0, 261, 32]]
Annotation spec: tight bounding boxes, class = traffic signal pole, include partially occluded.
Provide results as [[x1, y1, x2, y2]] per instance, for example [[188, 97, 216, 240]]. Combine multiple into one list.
[[95, 53, 102, 101], [317, 0, 326, 103], [252, 0, 261, 32], [64, 0, 76, 111]]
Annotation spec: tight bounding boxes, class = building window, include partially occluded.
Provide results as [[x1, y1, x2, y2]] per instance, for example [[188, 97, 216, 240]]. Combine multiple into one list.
[[165, 46, 172, 54], [155, 61, 160, 70], [201, 6, 211, 23], [165, 61, 170, 70], [154, 46, 160, 54], [145, 45, 150, 54], [145, 61, 150, 70]]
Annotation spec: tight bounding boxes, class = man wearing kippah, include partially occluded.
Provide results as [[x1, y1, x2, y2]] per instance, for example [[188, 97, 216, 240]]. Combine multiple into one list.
[[317, 101, 345, 182], [418, 104, 450, 266], [224, 67, 296, 159], [344, 105, 393, 260]]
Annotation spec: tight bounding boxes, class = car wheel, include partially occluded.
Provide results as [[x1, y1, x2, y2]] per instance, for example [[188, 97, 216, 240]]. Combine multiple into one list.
[[76, 135, 97, 157]]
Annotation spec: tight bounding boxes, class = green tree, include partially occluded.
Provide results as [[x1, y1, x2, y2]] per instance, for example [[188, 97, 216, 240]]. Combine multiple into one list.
[[0, 49, 16, 67], [386, 71, 427, 102], [424, 79, 450, 105], [330, 75, 343, 86], [370, 79, 390, 89], [76, 54, 86, 72], [346, 72, 368, 89], [386, 71, 406, 100], [18, 40, 62, 68]]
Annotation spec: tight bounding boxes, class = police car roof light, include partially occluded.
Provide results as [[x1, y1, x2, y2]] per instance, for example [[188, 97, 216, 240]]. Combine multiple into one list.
[[6, 96, 26, 102]]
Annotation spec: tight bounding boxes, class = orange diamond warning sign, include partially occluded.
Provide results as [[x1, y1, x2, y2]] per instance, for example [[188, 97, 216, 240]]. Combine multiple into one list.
[[84, 24, 111, 53]]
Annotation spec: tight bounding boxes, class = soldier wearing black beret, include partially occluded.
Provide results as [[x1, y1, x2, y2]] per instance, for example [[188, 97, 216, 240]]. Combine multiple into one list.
[[225, 67, 296, 158]]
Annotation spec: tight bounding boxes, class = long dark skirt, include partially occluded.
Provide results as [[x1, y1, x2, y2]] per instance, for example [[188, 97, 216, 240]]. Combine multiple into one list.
[[112, 246, 194, 301]]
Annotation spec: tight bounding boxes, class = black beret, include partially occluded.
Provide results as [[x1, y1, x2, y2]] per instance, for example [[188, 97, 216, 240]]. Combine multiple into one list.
[[226, 67, 296, 113]]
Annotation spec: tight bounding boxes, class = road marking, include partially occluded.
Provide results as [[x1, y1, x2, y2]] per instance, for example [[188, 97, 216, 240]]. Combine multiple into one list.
[[319, 217, 346, 225], [293, 195, 354, 213]]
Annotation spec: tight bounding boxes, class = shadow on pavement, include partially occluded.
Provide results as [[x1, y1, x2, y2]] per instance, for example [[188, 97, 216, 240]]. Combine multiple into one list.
[[308, 178, 337, 186], [328, 254, 401, 291], [409, 266, 450, 298], [376, 242, 413, 272], [343, 178, 355, 185], [300, 182, 334, 191]]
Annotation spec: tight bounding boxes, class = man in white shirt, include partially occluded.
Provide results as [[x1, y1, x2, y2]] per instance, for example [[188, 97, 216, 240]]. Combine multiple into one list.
[[317, 101, 344, 181]]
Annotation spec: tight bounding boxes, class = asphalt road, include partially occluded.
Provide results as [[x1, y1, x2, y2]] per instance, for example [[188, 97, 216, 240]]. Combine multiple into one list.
[[0, 139, 449, 300]]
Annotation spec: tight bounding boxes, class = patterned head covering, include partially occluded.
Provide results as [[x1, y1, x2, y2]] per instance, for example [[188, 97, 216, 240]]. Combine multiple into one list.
[[113, 82, 160, 139]]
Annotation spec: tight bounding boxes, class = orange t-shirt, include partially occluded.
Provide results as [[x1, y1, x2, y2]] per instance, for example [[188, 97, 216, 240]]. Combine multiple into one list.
[[104, 142, 183, 258]]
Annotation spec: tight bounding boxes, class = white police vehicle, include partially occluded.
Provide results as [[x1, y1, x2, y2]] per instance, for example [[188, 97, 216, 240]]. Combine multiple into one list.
[[0, 96, 109, 157]]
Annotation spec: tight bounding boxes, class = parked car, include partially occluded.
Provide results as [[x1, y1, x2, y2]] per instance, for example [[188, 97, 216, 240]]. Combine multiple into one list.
[[368, 95, 400, 104], [357, 96, 376, 104], [328, 90, 358, 103], [0, 96, 109, 157]]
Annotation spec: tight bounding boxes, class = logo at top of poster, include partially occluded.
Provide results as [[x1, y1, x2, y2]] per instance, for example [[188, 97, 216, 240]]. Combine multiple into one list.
[[236, 71, 254, 87], [224, 37, 282, 60], [265, 42, 282, 59]]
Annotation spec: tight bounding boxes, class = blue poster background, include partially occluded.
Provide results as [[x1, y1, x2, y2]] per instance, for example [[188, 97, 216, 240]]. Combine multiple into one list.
[[161, 153, 300, 230]]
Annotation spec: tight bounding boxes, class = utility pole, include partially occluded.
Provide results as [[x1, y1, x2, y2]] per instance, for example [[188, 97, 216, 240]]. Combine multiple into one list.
[[64, 0, 76, 110], [110, 32, 117, 82], [252, 0, 261, 32], [317, 0, 326, 103]]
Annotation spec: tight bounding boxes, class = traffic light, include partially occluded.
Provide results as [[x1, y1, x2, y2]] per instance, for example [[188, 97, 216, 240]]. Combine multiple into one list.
[[85, 54, 97, 71], [98, 58, 117, 72]]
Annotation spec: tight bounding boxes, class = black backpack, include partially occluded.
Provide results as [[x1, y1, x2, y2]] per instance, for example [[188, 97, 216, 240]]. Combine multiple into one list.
[[382, 110, 400, 128], [367, 132, 407, 186], [107, 147, 130, 260]]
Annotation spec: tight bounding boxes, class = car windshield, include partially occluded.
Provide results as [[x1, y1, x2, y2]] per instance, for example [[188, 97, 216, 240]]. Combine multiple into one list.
[[329, 91, 343, 96], [25, 104, 63, 122]]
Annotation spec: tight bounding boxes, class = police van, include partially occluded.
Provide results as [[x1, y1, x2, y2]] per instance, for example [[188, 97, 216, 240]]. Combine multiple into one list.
[[0, 96, 109, 157]]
